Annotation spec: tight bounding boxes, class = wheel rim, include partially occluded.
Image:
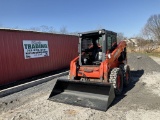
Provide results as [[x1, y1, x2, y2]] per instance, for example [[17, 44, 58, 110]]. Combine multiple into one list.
[[126, 72, 129, 82]]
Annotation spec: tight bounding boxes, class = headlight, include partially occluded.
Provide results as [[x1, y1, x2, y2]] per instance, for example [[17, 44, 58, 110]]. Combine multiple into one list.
[[79, 34, 82, 37], [99, 30, 102, 34]]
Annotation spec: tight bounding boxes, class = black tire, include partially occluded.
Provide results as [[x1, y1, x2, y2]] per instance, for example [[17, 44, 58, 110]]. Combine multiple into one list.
[[109, 68, 123, 95], [119, 64, 131, 87], [74, 76, 81, 80], [123, 65, 131, 86]]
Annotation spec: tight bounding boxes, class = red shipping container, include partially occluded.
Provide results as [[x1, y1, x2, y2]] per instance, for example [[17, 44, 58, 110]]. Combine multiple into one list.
[[0, 29, 79, 86]]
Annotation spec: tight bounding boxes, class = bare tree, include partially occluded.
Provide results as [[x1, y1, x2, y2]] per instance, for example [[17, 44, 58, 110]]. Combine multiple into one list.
[[59, 26, 68, 34], [142, 14, 160, 41], [70, 31, 79, 35], [134, 33, 159, 53], [39, 25, 55, 32], [28, 27, 41, 31], [28, 25, 56, 33], [117, 32, 127, 42]]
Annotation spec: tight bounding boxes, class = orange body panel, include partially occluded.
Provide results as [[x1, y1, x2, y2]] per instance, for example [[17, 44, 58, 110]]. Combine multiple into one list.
[[70, 40, 127, 82]]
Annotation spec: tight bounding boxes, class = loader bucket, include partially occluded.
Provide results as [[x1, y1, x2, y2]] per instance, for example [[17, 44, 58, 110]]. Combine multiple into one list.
[[48, 79, 115, 111]]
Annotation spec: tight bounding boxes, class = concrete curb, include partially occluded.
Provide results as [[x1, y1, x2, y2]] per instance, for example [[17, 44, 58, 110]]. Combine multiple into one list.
[[0, 71, 69, 97]]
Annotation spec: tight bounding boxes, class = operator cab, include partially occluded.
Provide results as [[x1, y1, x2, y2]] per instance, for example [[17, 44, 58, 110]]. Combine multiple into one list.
[[81, 35, 102, 65], [78, 29, 117, 66]]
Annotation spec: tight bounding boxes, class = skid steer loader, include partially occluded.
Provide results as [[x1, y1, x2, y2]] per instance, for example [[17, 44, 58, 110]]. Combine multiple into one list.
[[48, 29, 130, 111]]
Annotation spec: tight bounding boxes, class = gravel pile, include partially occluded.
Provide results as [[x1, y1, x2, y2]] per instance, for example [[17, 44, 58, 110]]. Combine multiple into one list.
[[128, 53, 160, 73]]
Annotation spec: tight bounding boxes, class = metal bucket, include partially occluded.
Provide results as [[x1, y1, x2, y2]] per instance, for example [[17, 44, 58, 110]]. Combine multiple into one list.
[[48, 79, 115, 111]]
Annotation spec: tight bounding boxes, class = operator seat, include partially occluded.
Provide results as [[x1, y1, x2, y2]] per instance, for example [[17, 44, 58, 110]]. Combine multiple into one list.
[[92, 47, 102, 65]]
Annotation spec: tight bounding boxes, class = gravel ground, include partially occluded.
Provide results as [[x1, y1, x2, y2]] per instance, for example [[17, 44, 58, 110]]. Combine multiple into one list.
[[150, 56, 160, 65], [128, 53, 160, 73], [0, 53, 160, 120]]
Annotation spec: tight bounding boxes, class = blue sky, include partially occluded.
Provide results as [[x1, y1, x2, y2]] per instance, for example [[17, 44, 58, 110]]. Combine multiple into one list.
[[0, 0, 159, 37]]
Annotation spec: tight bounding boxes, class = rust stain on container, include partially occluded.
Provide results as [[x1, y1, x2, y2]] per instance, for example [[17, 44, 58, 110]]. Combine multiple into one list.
[[0, 29, 78, 85]]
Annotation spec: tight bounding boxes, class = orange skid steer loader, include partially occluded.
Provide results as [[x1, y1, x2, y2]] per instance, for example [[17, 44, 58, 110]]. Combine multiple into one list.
[[48, 29, 130, 111]]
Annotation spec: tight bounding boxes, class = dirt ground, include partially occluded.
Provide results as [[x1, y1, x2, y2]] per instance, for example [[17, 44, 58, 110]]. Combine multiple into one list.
[[0, 54, 160, 120]]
